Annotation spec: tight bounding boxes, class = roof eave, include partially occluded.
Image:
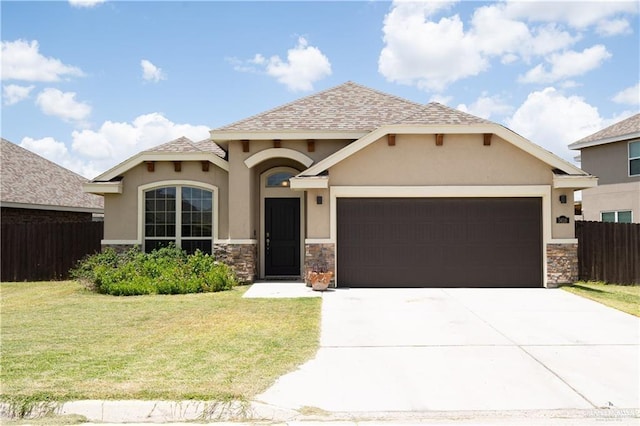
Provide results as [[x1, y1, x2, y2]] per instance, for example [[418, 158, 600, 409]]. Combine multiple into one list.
[[290, 176, 329, 190], [83, 181, 123, 195], [553, 175, 598, 190], [91, 151, 229, 182], [301, 123, 587, 177], [209, 130, 368, 142], [0, 201, 104, 214], [569, 131, 640, 150]]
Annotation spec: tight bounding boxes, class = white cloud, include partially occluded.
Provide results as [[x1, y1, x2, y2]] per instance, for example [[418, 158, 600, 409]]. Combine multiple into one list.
[[456, 93, 514, 120], [378, 0, 633, 92], [3, 84, 35, 105], [20, 137, 69, 164], [612, 83, 640, 105], [519, 45, 611, 84], [1, 39, 84, 82], [265, 37, 332, 92], [70, 112, 210, 177], [17, 113, 211, 179], [503, 1, 638, 29], [141, 59, 166, 83], [233, 37, 332, 92], [379, 5, 488, 92], [527, 24, 580, 58], [36, 88, 91, 123], [596, 18, 633, 36], [68, 0, 105, 8], [506, 87, 604, 162]]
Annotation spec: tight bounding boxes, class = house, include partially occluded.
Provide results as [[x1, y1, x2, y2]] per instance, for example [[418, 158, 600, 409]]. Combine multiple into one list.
[[84, 82, 597, 288], [1, 138, 103, 223], [568, 113, 640, 223]]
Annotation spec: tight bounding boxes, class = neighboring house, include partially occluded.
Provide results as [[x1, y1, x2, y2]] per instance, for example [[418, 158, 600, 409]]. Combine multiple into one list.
[[568, 114, 640, 224], [1, 138, 104, 223], [84, 82, 596, 288]]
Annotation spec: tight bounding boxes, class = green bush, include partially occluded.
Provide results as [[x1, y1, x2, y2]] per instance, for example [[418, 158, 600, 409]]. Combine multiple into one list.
[[71, 245, 237, 296]]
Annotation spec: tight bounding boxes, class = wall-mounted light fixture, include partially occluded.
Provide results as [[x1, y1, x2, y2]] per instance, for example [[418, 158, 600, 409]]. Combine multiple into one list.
[[316, 196, 323, 205], [559, 195, 567, 204]]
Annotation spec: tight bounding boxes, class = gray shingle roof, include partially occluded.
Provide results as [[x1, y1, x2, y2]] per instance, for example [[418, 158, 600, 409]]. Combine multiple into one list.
[[1, 138, 103, 211], [213, 82, 489, 133], [574, 113, 640, 145], [146, 136, 227, 158]]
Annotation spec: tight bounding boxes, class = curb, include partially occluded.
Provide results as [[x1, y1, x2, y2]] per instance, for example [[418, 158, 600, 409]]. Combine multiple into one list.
[[2, 400, 639, 424]]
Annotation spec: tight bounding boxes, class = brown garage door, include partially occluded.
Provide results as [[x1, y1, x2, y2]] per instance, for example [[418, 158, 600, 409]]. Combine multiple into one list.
[[337, 198, 542, 288]]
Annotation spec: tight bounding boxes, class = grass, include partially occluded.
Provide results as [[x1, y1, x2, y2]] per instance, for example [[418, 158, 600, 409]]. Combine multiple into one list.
[[0, 281, 321, 403], [561, 281, 640, 317]]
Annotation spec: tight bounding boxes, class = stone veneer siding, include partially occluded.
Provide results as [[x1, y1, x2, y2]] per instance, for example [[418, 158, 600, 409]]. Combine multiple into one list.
[[213, 243, 257, 284], [547, 243, 578, 286], [102, 243, 138, 253], [305, 243, 336, 287]]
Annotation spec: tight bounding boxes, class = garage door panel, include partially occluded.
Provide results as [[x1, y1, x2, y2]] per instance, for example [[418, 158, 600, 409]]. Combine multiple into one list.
[[337, 198, 542, 288]]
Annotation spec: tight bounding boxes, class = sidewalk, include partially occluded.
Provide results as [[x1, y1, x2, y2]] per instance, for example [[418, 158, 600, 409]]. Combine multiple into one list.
[[3, 399, 639, 425]]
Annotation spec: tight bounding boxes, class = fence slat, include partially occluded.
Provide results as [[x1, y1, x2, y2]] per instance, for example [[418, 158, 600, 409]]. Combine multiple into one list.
[[1, 221, 103, 282], [576, 221, 640, 284]]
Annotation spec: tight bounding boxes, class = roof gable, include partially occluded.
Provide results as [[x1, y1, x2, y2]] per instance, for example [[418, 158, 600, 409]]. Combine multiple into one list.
[[150, 136, 227, 158], [1, 139, 103, 211], [89, 136, 229, 185], [296, 124, 591, 182], [569, 113, 640, 150]]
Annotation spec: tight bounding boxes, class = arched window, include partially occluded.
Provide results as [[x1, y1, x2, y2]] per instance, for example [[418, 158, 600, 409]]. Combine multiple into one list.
[[144, 185, 213, 254], [266, 171, 295, 188]]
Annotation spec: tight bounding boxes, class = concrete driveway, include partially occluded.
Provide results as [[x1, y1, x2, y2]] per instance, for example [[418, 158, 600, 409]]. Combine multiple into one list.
[[257, 288, 639, 413]]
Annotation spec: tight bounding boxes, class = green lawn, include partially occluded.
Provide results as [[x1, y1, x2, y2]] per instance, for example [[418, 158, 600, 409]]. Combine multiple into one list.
[[561, 281, 640, 317], [0, 281, 321, 403]]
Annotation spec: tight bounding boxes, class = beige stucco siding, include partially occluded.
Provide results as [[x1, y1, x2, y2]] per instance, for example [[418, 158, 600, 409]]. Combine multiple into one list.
[[581, 181, 640, 223], [581, 140, 639, 185], [329, 134, 552, 186], [323, 134, 575, 240], [306, 188, 330, 238], [551, 189, 575, 239], [227, 139, 350, 240], [103, 161, 229, 241]]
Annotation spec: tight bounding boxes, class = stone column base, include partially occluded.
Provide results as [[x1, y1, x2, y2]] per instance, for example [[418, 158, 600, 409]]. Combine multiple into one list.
[[214, 243, 257, 284], [547, 243, 578, 286], [305, 242, 336, 287], [101, 243, 138, 253]]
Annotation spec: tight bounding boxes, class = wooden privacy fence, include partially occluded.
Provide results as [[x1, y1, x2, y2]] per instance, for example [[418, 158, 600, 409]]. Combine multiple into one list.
[[575, 220, 640, 285], [1, 221, 103, 282]]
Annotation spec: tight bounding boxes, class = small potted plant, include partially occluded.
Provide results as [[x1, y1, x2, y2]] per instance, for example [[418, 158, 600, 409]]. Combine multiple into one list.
[[306, 261, 333, 291]]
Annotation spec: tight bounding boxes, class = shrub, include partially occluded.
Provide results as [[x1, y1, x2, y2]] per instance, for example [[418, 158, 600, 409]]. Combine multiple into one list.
[[71, 245, 237, 296]]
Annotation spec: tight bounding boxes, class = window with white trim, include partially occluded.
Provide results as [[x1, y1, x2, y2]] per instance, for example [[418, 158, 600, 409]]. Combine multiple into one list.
[[601, 210, 632, 223], [144, 186, 213, 254], [630, 140, 640, 177]]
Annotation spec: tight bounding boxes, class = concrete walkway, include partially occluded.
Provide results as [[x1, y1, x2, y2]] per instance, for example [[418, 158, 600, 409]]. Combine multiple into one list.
[[6, 286, 638, 424], [257, 288, 640, 413]]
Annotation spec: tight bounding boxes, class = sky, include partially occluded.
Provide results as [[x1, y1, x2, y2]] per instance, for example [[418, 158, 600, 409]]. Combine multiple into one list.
[[2, 0, 639, 179]]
